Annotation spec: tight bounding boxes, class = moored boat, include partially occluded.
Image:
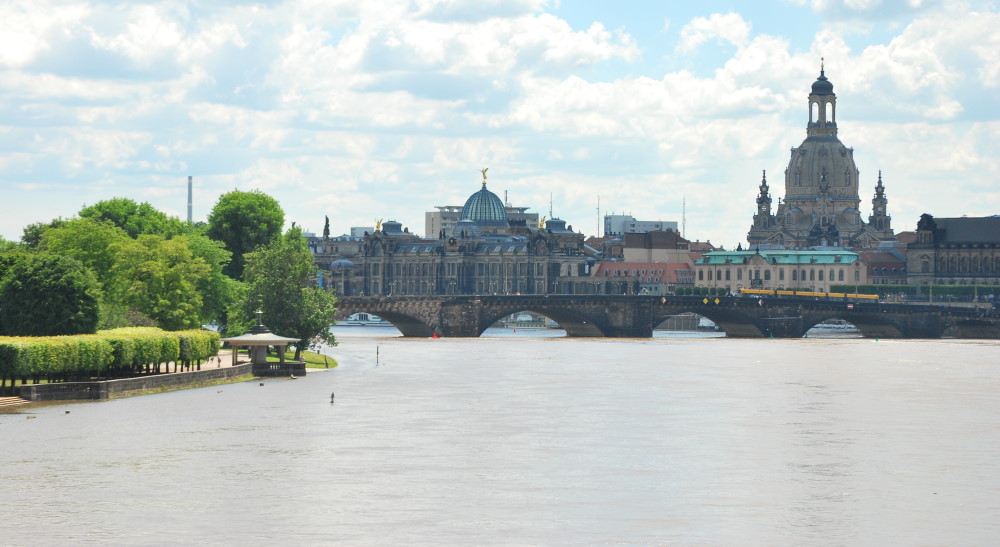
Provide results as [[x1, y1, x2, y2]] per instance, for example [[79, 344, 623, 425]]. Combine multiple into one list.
[[340, 313, 392, 327]]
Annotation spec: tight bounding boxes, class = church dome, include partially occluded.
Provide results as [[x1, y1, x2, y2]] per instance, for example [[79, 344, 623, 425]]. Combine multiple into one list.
[[461, 183, 508, 227], [811, 69, 834, 95]]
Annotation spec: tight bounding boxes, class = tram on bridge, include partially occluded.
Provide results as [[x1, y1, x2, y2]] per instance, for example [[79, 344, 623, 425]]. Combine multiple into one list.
[[737, 288, 881, 302]]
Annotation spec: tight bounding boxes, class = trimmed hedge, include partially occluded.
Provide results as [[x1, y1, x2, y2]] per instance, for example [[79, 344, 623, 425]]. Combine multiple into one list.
[[0, 327, 220, 382]]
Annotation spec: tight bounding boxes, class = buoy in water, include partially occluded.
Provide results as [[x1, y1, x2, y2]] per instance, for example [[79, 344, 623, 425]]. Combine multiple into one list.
[[330, 392, 335, 403], [259, 382, 264, 386]]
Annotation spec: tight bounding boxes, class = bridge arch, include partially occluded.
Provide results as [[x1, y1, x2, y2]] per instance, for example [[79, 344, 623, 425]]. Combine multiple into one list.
[[653, 307, 764, 338], [361, 310, 433, 337], [479, 306, 605, 337]]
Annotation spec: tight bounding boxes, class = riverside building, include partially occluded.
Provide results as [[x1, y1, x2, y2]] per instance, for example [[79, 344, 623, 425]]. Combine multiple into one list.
[[314, 172, 589, 297]]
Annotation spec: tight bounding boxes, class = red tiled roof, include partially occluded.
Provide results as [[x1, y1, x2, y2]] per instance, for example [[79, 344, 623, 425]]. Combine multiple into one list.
[[592, 262, 693, 283]]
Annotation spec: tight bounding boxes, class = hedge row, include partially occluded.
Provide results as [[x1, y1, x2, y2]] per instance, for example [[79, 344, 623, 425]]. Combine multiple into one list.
[[0, 327, 220, 379]]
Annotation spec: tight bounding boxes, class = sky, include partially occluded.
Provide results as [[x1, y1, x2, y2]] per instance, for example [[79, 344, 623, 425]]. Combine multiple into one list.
[[1, 0, 998, 249]]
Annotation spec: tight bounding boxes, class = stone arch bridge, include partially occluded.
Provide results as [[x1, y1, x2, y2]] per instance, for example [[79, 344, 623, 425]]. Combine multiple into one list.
[[336, 295, 1000, 339]]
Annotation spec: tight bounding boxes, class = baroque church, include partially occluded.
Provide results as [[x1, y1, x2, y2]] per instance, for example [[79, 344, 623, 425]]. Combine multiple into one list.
[[747, 65, 895, 249]]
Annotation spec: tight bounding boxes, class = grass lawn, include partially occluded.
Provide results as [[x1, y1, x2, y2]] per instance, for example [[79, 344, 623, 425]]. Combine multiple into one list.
[[263, 349, 338, 369]]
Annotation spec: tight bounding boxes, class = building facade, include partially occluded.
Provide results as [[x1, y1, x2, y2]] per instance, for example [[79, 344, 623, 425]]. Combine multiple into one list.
[[316, 175, 588, 297], [604, 214, 678, 236], [906, 214, 1000, 286], [747, 66, 895, 249], [693, 249, 868, 293]]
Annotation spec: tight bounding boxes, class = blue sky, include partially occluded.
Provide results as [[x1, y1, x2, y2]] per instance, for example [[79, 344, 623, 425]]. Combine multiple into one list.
[[2, 0, 998, 249]]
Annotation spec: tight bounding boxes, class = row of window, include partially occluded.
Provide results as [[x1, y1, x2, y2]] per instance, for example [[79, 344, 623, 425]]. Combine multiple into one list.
[[939, 256, 1000, 274], [604, 268, 669, 277], [698, 268, 858, 282], [871, 267, 906, 276], [362, 261, 551, 277]]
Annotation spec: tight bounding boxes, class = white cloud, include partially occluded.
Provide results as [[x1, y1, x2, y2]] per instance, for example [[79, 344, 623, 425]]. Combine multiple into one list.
[[0, 0, 90, 67], [677, 12, 751, 53], [0, 0, 997, 250]]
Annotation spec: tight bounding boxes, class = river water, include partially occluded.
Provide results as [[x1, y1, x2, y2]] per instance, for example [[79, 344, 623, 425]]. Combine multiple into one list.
[[3, 328, 999, 546]]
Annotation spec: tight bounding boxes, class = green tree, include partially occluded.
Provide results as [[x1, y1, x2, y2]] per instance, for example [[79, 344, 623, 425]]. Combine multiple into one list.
[[79, 198, 187, 239], [109, 235, 212, 331], [184, 232, 240, 327], [0, 253, 100, 336], [21, 218, 67, 248], [206, 190, 284, 279], [240, 227, 337, 359], [45, 202, 241, 328], [40, 218, 131, 291]]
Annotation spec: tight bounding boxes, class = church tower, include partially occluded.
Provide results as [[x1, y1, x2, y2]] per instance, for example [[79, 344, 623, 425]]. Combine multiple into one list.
[[752, 170, 773, 229], [868, 171, 892, 234], [747, 63, 894, 249]]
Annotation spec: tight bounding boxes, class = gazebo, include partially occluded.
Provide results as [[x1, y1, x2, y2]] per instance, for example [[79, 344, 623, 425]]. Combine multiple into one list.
[[221, 321, 306, 377]]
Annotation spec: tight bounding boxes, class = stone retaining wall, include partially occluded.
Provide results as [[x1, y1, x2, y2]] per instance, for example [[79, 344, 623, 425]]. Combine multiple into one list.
[[18, 364, 255, 402]]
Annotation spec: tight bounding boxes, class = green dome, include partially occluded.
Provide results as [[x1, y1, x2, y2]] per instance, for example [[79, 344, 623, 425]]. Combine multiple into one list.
[[461, 183, 508, 227]]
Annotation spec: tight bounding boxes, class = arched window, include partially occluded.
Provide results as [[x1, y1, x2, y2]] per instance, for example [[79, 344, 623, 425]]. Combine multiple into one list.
[[818, 270, 824, 281], [792, 270, 798, 281], [838, 269, 844, 281], [764, 270, 771, 281]]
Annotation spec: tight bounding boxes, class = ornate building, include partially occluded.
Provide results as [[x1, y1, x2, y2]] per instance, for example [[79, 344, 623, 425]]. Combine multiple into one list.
[[694, 249, 868, 293], [317, 172, 589, 297], [906, 214, 1000, 286], [748, 65, 895, 249]]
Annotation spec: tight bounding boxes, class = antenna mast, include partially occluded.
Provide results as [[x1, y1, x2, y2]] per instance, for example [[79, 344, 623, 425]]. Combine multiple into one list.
[[187, 175, 193, 223], [597, 195, 600, 236], [682, 195, 686, 238]]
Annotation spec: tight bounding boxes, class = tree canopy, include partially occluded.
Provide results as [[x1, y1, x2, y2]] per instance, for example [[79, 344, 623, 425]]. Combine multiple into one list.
[[0, 253, 100, 336], [206, 190, 285, 279], [109, 235, 213, 331], [79, 198, 187, 239], [39, 214, 234, 330], [239, 227, 337, 359]]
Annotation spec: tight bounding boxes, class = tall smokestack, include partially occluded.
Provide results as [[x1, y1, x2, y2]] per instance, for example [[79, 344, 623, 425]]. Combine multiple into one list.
[[187, 175, 193, 223]]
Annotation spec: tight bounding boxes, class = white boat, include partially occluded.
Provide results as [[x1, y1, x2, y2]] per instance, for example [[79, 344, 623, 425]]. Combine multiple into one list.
[[340, 313, 393, 327], [502, 313, 547, 329], [809, 319, 860, 333]]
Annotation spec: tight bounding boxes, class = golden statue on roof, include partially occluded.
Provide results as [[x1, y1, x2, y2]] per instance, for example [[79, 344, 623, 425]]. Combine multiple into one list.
[[480, 167, 488, 185]]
